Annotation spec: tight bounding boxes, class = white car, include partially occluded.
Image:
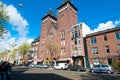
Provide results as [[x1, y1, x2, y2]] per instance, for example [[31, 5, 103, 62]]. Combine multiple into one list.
[[54, 63, 68, 70]]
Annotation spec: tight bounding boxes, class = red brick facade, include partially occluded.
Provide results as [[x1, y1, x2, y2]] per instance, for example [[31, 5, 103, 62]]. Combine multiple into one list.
[[37, 0, 120, 68], [38, 1, 78, 63], [85, 28, 120, 67]]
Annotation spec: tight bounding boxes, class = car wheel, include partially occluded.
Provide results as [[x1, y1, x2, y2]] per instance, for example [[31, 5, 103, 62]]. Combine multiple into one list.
[[107, 70, 111, 74], [91, 70, 94, 73], [61, 67, 63, 70]]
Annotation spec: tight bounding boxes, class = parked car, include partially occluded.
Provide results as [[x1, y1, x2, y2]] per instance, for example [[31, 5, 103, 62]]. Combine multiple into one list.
[[34, 64, 42, 68], [54, 63, 68, 70], [40, 64, 49, 69], [68, 65, 86, 71], [28, 64, 34, 67], [89, 64, 114, 74]]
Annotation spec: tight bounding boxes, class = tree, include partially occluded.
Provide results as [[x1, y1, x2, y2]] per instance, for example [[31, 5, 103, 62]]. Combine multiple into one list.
[[0, 1, 9, 38], [46, 41, 59, 60], [18, 42, 31, 63], [111, 53, 120, 73]]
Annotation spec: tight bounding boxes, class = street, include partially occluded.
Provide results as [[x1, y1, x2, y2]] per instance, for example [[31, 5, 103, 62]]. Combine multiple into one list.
[[11, 67, 120, 80]]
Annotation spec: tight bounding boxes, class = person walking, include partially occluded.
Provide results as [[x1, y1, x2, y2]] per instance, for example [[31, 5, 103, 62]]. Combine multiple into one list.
[[2, 61, 12, 80]]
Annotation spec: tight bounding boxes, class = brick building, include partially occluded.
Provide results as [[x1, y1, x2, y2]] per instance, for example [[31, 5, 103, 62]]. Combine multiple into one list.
[[38, 0, 87, 67], [70, 23, 86, 67], [85, 27, 120, 67], [30, 36, 40, 64], [37, 0, 120, 68]]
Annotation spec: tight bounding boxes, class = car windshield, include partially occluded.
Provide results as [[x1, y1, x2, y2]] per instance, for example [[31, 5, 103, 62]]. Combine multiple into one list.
[[101, 64, 109, 67], [93, 65, 100, 67]]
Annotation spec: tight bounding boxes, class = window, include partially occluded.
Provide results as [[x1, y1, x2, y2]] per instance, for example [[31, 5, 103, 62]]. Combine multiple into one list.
[[91, 37, 97, 44], [101, 64, 109, 67], [93, 59, 100, 65], [75, 38, 77, 45], [78, 39, 80, 44], [107, 58, 112, 65], [104, 35, 107, 41], [78, 48, 82, 54], [35, 46, 38, 51], [33, 47, 35, 51], [50, 33, 54, 40], [72, 32, 75, 39], [75, 31, 78, 37], [61, 30, 65, 38], [61, 48, 65, 55], [118, 44, 120, 51], [78, 30, 80, 37], [63, 30, 65, 37], [92, 47, 98, 54], [106, 46, 110, 53], [61, 39, 65, 46], [34, 52, 38, 58], [73, 47, 78, 55], [116, 32, 120, 40], [94, 64, 100, 67]]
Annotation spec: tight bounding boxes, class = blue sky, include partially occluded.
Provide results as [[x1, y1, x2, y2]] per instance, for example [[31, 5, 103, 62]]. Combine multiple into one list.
[[0, 0, 120, 51]]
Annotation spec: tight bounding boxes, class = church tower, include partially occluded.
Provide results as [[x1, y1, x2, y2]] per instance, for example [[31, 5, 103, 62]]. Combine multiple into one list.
[[38, 9, 58, 60], [57, 0, 78, 60]]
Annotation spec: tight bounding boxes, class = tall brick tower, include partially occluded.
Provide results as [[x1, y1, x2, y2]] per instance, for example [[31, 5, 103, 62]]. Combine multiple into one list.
[[38, 0, 78, 64], [38, 9, 58, 60], [57, 0, 78, 61]]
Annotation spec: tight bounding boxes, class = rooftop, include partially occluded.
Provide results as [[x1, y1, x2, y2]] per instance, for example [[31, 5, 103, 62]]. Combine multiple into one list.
[[57, 0, 78, 11], [86, 27, 120, 37], [41, 9, 57, 20]]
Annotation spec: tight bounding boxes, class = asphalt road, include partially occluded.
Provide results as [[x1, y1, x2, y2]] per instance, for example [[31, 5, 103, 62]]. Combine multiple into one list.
[[10, 67, 120, 80]]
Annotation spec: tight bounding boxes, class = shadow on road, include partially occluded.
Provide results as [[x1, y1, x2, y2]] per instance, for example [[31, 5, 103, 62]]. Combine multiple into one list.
[[79, 72, 120, 80], [11, 67, 71, 80]]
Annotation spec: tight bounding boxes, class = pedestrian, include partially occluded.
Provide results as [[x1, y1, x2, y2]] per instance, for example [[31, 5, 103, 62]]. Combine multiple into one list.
[[2, 61, 12, 80], [0, 63, 4, 80]]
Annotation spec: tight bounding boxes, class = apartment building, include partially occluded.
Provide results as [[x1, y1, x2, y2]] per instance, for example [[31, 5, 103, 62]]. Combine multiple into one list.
[[31, 36, 40, 64], [85, 27, 120, 67]]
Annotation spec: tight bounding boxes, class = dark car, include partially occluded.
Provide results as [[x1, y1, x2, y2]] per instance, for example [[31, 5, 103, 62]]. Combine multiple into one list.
[[68, 65, 86, 71], [89, 64, 114, 74]]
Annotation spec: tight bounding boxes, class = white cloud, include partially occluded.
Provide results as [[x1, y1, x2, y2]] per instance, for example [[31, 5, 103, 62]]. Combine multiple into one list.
[[0, 32, 16, 51], [82, 19, 120, 37], [0, 32, 33, 52], [91, 19, 120, 33], [6, 4, 29, 37], [0, 3, 33, 52]]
